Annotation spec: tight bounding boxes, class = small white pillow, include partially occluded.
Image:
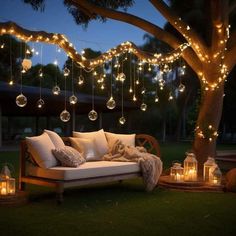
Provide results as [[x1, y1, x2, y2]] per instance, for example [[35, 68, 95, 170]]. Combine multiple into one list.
[[44, 129, 65, 148], [26, 133, 58, 168], [105, 132, 136, 151], [73, 129, 109, 157], [69, 137, 100, 161]]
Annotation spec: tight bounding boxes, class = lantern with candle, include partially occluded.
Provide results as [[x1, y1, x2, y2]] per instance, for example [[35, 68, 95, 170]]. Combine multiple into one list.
[[209, 165, 222, 186], [0, 164, 15, 196], [203, 157, 216, 182], [170, 162, 184, 182], [184, 152, 198, 181]]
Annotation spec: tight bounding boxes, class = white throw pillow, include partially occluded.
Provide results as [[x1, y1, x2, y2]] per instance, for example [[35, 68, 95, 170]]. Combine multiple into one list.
[[73, 129, 109, 157], [105, 132, 136, 151], [26, 133, 58, 168], [69, 137, 100, 161], [44, 129, 65, 148]]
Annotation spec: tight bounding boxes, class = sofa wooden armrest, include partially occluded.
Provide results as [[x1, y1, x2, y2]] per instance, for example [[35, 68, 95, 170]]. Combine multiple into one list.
[[19, 134, 161, 204]]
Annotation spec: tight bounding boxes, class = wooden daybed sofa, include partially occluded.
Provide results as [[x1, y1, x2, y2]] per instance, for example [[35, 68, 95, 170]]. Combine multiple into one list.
[[19, 134, 161, 203]]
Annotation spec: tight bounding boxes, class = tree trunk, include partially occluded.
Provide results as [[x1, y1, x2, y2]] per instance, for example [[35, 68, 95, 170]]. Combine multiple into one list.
[[193, 82, 224, 177]]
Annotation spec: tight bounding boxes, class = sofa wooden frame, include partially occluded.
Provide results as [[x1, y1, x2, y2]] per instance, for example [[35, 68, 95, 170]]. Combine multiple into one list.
[[19, 134, 161, 203]]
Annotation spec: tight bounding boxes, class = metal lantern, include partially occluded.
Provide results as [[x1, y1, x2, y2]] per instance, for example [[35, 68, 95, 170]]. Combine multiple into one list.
[[0, 164, 15, 196], [209, 165, 222, 186], [203, 157, 216, 182], [170, 162, 184, 182], [184, 152, 198, 181]]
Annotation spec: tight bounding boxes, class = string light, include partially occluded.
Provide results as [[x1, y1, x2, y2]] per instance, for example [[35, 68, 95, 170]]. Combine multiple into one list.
[[0, 22, 189, 70], [8, 36, 14, 86], [195, 125, 219, 142], [16, 41, 27, 107], [119, 76, 126, 125], [69, 60, 78, 105], [106, 60, 116, 110], [88, 74, 98, 121]]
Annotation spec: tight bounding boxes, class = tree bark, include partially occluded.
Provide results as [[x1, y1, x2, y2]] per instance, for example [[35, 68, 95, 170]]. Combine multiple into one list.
[[193, 81, 224, 177]]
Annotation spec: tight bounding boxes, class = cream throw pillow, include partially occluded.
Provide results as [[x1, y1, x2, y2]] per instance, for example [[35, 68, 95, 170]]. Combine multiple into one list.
[[26, 133, 58, 168], [105, 132, 136, 151], [73, 129, 109, 157], [44, 129, 65, 148], [69, 137, 100, 161], [52, 146, 85, 167]]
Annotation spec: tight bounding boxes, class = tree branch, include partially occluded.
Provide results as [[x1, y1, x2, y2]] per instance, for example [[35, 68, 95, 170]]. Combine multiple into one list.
[[0, 21, 191, 70], [68, 0, 182, 49], [66, 0, 202, 74], [149, 0, 210, 61]]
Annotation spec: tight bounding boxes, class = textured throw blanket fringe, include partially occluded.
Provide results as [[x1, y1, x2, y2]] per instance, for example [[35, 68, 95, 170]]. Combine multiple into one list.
[[103, 140, 163, 191]]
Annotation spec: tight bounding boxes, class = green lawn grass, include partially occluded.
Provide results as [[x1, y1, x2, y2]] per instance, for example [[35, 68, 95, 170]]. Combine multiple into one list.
[[0, 143, 236, 236]]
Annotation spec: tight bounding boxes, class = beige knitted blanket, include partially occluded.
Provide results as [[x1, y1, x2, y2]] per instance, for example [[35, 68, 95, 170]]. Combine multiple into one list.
[[103, 140, 163, 191]]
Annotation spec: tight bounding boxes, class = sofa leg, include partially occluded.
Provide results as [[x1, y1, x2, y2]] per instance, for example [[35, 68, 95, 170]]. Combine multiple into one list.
[[56, 185, 64, 205], [19, 181, 26, 191]]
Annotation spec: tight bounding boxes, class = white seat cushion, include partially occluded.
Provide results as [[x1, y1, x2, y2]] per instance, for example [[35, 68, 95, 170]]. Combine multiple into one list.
[[27, 161, 140, 180]]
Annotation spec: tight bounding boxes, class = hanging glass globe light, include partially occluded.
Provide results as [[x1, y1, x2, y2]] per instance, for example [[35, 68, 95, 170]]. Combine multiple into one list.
[[69, 95, 78, 105], [9, 79, 14, 86], [38, 68, 43, 78], [155, 95, 159, 103], [163, 64, 170, 73], [36, 98, 44, 109], [22, 59, 32, 71], [159, 78, 165, 87], [88, 109, 98, 121], [133, 94, 137, 101], [129, 87, 133, 93], [141, 87, 146, 95], [63, 67, 70, 77], [78, 75, 84, 85], [135, 80, 140, 85], [52, 85, 61, 95], [106, 96, 116, 110], [60, 109, 70, 122], [168, 92, 174, 101], [117, 73, 126, 82], [100, 84, 105, 90], [140, 103, 147, 111], [16, 93, 27, 107], [119, 116, 126, 125], [178, 66, 186, 76], [178, 83, 186, 93]]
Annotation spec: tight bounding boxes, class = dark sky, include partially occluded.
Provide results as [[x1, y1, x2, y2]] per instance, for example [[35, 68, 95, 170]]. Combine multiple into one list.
[[0, 0, 165, 66]]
